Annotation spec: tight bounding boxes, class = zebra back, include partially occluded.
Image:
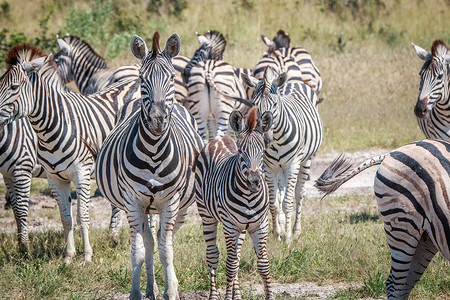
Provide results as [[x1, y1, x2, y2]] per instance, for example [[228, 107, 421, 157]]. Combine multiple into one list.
[[412, 39, 450, 141]]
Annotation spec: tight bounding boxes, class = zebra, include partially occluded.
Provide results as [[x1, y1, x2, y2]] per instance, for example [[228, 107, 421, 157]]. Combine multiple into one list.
[[241, 66, 323, 243], [0, 43, 75, 245], [261, 30, 323, 94], [186, 58, 248, 143], [314, 139, 450, 299], [412, 39, 450, 141], [0, 44, 140, 263], [195, 106, 274, 300], [183, 30, 227, 83], [92, 31, 203, 300]]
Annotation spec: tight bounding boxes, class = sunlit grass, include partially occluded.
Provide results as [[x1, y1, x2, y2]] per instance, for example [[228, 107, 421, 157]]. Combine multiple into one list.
[[0, 193, 448, 299]]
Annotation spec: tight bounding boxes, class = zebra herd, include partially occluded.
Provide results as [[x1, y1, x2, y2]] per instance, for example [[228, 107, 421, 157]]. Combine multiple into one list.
[[0, 28, 448, 299]]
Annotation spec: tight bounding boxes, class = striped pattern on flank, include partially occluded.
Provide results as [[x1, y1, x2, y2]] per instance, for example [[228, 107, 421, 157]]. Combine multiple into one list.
[[315, 139, 450, 300]]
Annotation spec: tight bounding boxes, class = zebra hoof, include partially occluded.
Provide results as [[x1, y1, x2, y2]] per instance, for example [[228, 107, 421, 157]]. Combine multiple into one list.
[[84, 254, 93, 264], [64, 256, 73, 265]]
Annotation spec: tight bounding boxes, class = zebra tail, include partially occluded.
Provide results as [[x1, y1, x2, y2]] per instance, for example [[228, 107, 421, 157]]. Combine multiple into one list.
[[204, 70, 253, 107], [314, 153, 387, 198], [82, 135, 100, 161]]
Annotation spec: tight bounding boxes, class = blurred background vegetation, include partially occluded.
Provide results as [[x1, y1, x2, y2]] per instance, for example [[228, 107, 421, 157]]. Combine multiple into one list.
[[0, 0, 449, 152]]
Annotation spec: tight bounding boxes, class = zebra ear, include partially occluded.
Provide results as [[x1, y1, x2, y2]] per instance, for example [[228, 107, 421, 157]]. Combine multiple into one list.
[[229, 110, 244, 133], [261, 35, 271, 47], [57, 38, 70, 53], [260, 111, 273, 133], [241, 73, 258, 88], [196, 32, 208, 45], [272, 72, 287, 88], [412, 42, 430, 61], [443, 54, 450, 63], [130, 35, 148, 60], [164, 33, 181, 58], [23, 55, 49, 74]]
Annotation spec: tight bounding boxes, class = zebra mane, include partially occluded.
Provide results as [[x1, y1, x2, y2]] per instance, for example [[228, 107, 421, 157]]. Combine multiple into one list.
[[61, 34, 107, 68], [4, 43, 47, 69], [431, 39, 449, 57], [273, 29, 290, 49], [152, 31, 160, 58], [247, 106, 259, 132]]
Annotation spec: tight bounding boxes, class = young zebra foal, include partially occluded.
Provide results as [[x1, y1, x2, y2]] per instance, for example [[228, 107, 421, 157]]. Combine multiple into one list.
[[195, 106, 274, 300]]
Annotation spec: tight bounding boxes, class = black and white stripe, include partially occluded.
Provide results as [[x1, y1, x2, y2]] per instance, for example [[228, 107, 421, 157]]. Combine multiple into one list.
[[261, 30, 323, 94], [315, 139, 450, 299], [186, 59, 247, 143], [195, 107, 274, 300], [0, 44, 140, 263], [242, 66, 323, 242], [93, 32, 203, 300], [412, 39, 450, 141]]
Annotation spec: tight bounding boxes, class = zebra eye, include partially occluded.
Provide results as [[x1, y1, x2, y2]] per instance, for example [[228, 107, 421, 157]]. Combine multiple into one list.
[[10, 84, 20, 91]]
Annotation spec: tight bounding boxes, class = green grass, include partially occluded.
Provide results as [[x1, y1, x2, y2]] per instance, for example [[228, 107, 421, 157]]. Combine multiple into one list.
[[0, 0, 449, 152], [0, 194, 448, 299]]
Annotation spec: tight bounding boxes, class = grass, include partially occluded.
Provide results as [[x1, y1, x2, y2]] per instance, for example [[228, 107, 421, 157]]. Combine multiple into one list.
[[0, 192, 448, 299], [0, 0, 449, 152]]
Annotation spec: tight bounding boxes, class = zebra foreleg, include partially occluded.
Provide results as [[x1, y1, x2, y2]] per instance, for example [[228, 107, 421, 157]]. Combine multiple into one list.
[[48, 177, 75, 264], [199, 209, 220, 300], [125, 203, 147, 300], [143, 212, 159, 299], [223, 228, 245, 300], [158, 194, 180, 300], [74, 169, 93, 263], [12, 170, 32, 248], [293, 160, 311, 235], [3, 176, 14, 210], [249, 220, 274, 300]]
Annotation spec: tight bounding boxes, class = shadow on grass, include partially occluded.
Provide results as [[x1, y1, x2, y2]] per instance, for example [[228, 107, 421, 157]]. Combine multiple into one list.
[[349, 212, 380, 224]]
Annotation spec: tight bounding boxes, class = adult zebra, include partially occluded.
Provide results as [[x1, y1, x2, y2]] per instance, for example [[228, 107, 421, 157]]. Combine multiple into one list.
[[186, 58, 247, 143], [0, 44, 74, 245], [315, 139, 450, 299], [92, 32, 202, 300], [55, 34, 189, 103], [195, 107, 274, 300], [261, 30, 323, 94], [242, 66, 323, 243], [0, 44, 140, 263], [412, 39, 450, 141]]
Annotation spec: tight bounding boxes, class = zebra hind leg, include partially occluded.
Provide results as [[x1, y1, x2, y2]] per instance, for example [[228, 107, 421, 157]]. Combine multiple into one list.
[[12, 171, 32, 248], [399, 232, 438, 299], [74, 170, 93, 263], [293, 160, 311, 235], [109, 204, 122, 244]]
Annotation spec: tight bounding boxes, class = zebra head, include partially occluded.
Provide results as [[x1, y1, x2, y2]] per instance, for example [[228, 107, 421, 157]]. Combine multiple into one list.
[[230, 106, 273, 193], [131, 31, 180, 135], [412, 40, 450, 119], [0, 45, 51, 126], [241, 66, 286, 129]]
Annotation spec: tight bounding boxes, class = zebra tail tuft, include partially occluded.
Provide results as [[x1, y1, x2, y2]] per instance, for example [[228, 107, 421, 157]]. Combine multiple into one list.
[[314, 154, 354, 197]]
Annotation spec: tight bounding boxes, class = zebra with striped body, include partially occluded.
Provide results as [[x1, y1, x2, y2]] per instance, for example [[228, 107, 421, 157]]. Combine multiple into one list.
[[93, 32, 202, 300], [242, 67, 323, 242], [55, 34, 190, 103], [261, 30, 323, 94], [195, 107, 274, 300], [186, 59, 247, 143], [0, 44, 140, 263], [315, 139, 450, 299], [412, 39, 450, 141]]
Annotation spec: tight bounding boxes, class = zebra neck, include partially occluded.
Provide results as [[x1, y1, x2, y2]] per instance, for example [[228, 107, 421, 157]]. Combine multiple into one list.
[[74, 56, 107, 94]]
